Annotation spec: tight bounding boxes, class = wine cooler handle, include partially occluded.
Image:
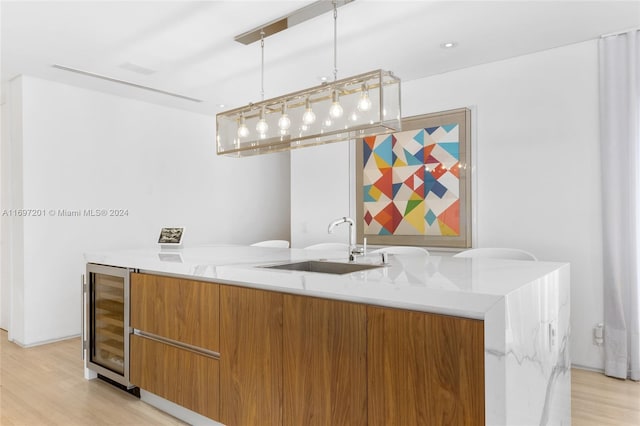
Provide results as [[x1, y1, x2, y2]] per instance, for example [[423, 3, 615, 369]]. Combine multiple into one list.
[[81, 273, 86, 360]]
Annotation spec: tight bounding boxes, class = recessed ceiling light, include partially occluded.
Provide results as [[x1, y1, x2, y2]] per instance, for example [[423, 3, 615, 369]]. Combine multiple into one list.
[[440, 41, 458, 49], [218, 103, 226, 109]]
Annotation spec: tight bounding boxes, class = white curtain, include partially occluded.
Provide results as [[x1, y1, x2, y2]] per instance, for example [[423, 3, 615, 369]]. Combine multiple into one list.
[[600, 29, 640, 381]]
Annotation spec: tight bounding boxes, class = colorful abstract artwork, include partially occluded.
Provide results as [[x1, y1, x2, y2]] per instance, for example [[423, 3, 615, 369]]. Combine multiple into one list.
[[356, 108, 472, 248]]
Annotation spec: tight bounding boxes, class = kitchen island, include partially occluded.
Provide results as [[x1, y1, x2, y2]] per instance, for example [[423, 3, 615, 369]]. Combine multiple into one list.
[[85, 245, 570, 426]]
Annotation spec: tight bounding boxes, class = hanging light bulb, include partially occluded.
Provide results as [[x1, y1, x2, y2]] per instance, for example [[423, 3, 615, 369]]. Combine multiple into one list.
[[256, 106, 269, 135], [329, 89, 343, 118], [278, 103, 291, 132], [237, 113, 250, 138], [302, 97, 316, 125], [357, 83, 372, 112]]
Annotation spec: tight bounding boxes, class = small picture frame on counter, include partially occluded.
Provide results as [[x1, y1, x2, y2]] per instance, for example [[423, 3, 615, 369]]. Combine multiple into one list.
[[158, 227, 185, 249]]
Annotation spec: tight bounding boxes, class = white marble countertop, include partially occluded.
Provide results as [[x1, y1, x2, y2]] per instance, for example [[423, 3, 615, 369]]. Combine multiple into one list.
[[85, 244, 568, 320]]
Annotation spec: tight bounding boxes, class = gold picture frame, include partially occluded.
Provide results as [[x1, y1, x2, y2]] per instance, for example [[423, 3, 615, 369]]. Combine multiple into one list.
[[356, 107, 472, 248]]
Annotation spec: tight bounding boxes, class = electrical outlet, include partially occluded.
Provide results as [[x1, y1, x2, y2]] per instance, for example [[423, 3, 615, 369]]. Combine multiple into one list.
[[593, 323, 604, 346]]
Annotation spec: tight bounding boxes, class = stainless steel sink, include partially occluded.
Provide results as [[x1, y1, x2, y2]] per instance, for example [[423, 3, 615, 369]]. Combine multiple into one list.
[[263, 260, 381, 275]]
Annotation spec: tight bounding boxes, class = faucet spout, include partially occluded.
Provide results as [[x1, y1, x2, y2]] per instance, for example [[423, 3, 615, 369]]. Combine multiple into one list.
[[327, 216, 349, 234], [327, 217, 358, 260]]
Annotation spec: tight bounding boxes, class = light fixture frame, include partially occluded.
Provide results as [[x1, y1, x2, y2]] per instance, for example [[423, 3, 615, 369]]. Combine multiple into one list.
[[216, 69, 401, 157]]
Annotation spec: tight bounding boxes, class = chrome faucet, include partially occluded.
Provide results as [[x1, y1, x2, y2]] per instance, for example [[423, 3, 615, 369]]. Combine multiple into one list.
[[328, 217, 365, 261]]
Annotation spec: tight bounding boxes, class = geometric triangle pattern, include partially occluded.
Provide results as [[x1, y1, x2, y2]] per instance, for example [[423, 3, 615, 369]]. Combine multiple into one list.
[[362, 123, 460, 236]]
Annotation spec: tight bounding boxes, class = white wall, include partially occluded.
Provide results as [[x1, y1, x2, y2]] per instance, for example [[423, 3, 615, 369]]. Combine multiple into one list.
[[0, 102, 7, 330], [290, 40, 604, 370], [1, 75, 290, 345], [290, 142, 352, 248]]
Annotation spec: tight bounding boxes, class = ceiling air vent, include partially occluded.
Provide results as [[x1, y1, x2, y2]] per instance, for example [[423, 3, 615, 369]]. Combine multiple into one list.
[[51, 64, 203, 103]]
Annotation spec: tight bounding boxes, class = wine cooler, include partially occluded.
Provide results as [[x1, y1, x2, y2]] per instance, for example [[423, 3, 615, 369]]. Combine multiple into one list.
[[84, 263, 134, 388]]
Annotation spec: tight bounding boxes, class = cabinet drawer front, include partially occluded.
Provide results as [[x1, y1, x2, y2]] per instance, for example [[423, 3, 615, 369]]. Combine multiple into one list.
[[130, 334, 219, 420], [130, 273, 219, 351]]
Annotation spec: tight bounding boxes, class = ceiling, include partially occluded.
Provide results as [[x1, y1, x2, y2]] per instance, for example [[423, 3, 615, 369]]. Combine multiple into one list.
[[2, 1, 639, 115]]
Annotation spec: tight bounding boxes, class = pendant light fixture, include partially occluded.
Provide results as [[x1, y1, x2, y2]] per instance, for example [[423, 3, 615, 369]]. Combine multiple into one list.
[[216, 0, 401, 157]]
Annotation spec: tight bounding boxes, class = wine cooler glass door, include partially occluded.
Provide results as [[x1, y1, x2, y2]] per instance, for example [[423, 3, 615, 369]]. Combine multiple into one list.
[[87, 264, 131, 386]]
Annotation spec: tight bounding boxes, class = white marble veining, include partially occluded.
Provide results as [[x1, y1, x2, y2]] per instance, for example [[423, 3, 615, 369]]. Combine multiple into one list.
[[85, 245, 571, 426], [484, 267, 571, 425]]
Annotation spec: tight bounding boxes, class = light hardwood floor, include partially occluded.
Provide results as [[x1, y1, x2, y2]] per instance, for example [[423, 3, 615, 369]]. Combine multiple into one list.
[[1, 330, 639, 425], [572, 367, 640, 426], [0, 330, 186, 425]]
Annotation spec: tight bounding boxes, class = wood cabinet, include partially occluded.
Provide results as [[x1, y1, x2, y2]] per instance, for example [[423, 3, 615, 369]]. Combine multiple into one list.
[[130, 272, 486, 426], [130, 273, 219, 351], [218, 288, 368, 426], [129, 273, 220, 420], [130, 334, 219, 419], [367, 306, 485, 426], [283, 294, 367, 426], [219, 285, 283, 426]]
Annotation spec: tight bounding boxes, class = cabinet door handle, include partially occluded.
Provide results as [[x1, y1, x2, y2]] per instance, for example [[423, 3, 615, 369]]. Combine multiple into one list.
[[133, 329, 220, 360]]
